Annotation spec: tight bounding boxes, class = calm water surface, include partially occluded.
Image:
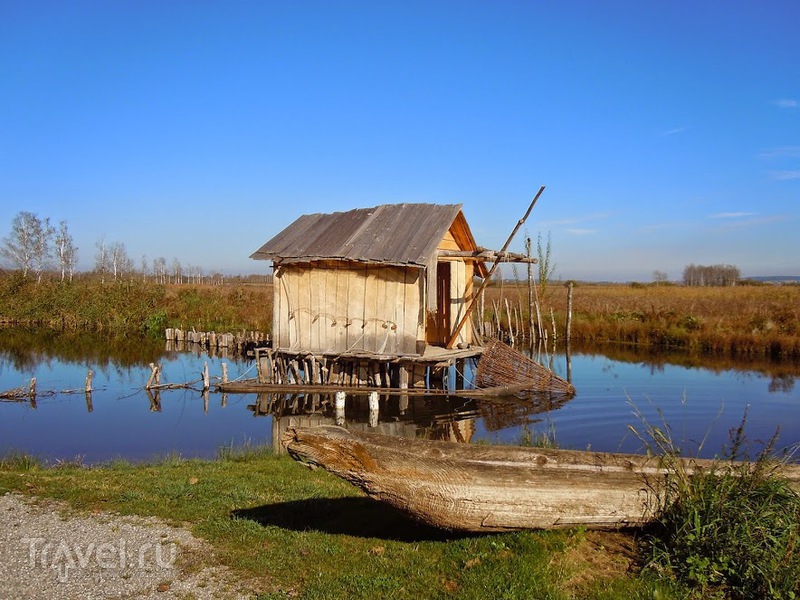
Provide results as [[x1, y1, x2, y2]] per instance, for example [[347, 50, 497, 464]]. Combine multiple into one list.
[[1, 331, 798, 463]]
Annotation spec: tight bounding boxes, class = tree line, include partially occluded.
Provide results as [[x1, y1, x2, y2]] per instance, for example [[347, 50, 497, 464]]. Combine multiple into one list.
[[0, 210, 237, 285], [682, 263, 740, 287]]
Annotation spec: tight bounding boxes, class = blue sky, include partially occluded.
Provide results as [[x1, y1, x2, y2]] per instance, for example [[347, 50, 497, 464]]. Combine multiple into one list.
[[1, 1, 798, 281]]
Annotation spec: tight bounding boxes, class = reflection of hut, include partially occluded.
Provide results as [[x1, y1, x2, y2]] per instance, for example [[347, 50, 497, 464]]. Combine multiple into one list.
[[250, 203, 490, 354], [249, 391, 565, 454]]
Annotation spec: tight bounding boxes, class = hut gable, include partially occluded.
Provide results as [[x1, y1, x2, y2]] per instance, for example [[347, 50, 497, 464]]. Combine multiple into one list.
[[252, 203, 484, 356]]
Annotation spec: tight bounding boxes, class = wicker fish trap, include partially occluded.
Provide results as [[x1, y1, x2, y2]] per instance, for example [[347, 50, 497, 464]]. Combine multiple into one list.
[[475, 339, 575, 395]]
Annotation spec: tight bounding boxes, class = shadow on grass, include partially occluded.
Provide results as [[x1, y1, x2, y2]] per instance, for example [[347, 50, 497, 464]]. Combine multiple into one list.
[[232, 496, 480, 542]]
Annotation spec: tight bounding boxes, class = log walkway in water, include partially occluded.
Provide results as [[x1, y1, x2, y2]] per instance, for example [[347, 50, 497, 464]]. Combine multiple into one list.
[[283, 425, 800, 532]]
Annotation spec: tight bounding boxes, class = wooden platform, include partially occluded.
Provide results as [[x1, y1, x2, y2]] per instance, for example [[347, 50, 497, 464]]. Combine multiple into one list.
[[226, 345, 485, 395]]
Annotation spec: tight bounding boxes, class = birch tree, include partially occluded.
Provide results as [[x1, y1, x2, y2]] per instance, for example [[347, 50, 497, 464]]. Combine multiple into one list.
[[54, 220, 78, 282], [109, 242, 129, 281], [1, 211, 54, 281], [95, 237, 109, 283]]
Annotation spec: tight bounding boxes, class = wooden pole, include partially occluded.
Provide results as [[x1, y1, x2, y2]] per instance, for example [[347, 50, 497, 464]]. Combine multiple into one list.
[[565, 282, 573, 344], [526, 237, 534, 343], [446, 186, 545, 348], [566, 281, 573, 383], [84, 370, 94, 393]]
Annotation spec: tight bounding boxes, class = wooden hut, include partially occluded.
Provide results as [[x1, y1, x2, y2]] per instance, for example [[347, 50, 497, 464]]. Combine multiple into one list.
[[250, 203, 490, 357]]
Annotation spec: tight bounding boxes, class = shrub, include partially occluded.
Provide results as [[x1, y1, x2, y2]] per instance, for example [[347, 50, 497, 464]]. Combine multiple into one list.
[[634, 411, 800, 599]]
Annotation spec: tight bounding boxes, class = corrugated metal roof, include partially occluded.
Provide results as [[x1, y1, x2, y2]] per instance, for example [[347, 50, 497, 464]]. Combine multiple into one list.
[[250, 203, 469, 267]]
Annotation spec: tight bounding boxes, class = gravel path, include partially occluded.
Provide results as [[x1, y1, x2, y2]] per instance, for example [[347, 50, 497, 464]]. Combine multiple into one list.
[[0, 492, 257, 599]]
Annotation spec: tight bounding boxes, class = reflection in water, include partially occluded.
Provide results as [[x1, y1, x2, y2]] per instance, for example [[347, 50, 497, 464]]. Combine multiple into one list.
[[574, 339, 800, 381], [3, 330, 800, 463], [247, 391, 573, 454]]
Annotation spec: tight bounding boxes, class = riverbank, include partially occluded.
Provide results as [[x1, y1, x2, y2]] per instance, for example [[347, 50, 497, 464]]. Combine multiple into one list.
[[0, 449, 662, 599], [2, 271, 800, 359], [0, 273, 271, 335]]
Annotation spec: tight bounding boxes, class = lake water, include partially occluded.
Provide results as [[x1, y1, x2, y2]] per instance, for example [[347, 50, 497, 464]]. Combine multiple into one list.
[[2, 330, 799, 463]]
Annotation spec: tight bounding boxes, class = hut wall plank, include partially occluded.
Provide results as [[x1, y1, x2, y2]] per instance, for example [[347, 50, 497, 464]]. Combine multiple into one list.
[[274, 268, 289, 349], [404, 267, 424, 354], [347, 265, 366, 351], [334, 264, 349, 353], [449, 260, 470, 345], [387, 266, 405, 355], [438, 230, 460, 251]]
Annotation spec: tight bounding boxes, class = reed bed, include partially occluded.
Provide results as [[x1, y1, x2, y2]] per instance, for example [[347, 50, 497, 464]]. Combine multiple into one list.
[[0, 272, 273, 335], [483, 282, 800, 359]]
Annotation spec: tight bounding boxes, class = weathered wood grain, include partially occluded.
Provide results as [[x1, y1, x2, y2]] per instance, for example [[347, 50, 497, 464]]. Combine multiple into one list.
[[283, 425, 800, 532]]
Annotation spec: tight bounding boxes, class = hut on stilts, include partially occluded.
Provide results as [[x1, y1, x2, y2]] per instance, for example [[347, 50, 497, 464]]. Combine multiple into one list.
[[243, 200, 573, 396]]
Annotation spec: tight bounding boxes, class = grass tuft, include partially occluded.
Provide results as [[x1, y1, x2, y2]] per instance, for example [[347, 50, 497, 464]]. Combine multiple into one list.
[[631, 408, 800, 599], [0, 450, 41, 471]]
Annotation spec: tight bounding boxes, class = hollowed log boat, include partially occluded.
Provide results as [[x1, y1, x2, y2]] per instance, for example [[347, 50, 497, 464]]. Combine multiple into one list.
[[282, 425, 800, 532]]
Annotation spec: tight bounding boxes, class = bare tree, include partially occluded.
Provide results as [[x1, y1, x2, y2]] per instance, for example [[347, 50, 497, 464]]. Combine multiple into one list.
[[653, 270, 668, 285], [141, 254, 148, 281], [54, 220, 78, 282], [1, 211, 54, 281], [95, 237, 109, 283], [171, 258, 182, 284], [153, 256, 167, 284], [109, 242, 129, 281]]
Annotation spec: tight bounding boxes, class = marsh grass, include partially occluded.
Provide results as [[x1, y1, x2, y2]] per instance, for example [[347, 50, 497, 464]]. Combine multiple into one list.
[[484, 283, 800, 358], [519, 421, 559, 449], [629, 407, 800, 599], [0, 272, 272, 334], [0, 450, 41, 471]]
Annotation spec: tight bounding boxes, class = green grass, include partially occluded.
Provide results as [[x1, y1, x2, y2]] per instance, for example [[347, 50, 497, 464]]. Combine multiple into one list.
[[0, 446, 673, 599], [629, 407, 800, 599]]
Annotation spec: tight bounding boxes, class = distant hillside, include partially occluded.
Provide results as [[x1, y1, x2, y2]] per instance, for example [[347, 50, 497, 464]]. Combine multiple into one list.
[[743, 275, 800, 283]]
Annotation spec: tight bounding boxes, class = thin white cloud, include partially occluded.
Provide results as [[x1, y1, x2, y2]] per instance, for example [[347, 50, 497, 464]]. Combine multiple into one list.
[[759, 146, 800, 160], [712, 214, 790, 231], [772, 98, 798, 109], [768, 170, 800, 181], [709, 212, 757, 219], [565, 228, 596, 235], [661, 126, 687, 136]]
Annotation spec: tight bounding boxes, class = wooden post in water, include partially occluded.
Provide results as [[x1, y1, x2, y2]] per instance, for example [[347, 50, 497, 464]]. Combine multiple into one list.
[[221, 363, 229, 385], [202, 362, 210, 391], [85, 370, 94, 393], [565, 282, 573, 344], [526, 236, 534, 344], [566, 281, 573, 383], [146, 363, 161, 389], [29, 377, 36, 399]]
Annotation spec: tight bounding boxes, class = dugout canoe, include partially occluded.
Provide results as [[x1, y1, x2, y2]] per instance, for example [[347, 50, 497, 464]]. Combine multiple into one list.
[[282, 425, 800, 532]]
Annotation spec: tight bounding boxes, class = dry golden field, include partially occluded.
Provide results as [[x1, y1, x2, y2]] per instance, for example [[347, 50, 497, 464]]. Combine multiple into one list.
[[485, 282, 800, 358]]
